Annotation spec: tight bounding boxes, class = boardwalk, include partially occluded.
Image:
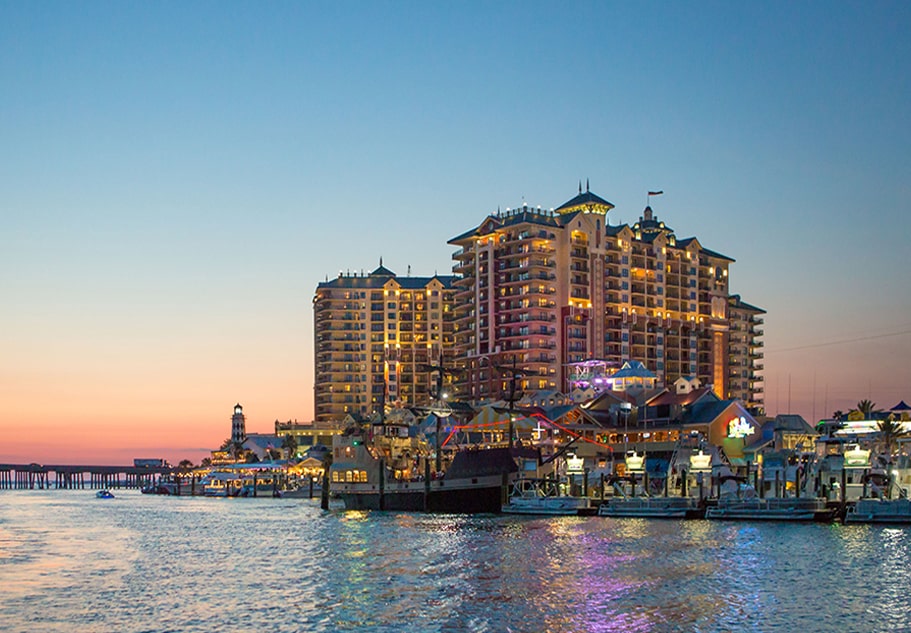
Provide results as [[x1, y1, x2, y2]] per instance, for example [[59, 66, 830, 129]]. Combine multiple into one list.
[[0, 463, 172, 490]]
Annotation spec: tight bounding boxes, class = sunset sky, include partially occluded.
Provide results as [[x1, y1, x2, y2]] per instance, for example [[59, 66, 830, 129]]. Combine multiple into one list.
[[2, 2, 909, 465]]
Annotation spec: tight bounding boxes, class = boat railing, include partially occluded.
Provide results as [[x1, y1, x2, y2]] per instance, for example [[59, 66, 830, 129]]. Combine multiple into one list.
[[719, 496, 825, 511]]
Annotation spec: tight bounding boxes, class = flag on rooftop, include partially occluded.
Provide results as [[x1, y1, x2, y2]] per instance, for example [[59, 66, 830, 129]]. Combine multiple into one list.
[[648, 190, 663, 196]]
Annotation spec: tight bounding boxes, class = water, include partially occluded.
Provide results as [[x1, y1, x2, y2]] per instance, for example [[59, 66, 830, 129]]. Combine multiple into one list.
[[1, 490, 909, 633]]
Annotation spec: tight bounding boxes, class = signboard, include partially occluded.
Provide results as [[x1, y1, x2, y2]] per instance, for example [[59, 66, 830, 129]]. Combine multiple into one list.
[[625, 452, 645, 472], [566, 454, 585, 474], [727, 416, 755, 439]]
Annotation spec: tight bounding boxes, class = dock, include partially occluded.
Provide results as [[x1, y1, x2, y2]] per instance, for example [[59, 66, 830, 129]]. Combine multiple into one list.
[[0, 463, 172, 490]]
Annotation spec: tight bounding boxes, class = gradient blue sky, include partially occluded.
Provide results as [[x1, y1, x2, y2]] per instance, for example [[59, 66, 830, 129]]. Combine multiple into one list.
[[2, 2, 909, 464]]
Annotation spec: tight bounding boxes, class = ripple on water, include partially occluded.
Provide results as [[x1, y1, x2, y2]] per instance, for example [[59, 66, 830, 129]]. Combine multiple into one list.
[[2, 492, 911, 632]]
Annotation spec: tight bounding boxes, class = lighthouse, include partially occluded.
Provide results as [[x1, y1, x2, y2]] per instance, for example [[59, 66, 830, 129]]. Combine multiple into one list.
[[231, 404, 247, 446]]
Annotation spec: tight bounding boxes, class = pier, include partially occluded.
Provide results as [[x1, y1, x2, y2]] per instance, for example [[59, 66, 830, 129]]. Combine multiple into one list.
[[0, 463, 172, 490]]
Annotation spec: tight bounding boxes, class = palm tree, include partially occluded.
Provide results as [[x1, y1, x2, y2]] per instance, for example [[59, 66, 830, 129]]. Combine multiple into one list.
[[856, 399, 878, 419], [281, 434, 299, 460], [832, 410, 845, 421], [178, 459, 194, 470], [877, 416, 909, 464]]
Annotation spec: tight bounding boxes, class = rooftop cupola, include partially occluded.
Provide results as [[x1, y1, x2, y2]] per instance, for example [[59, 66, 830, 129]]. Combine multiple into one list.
[[554, 180, 614, 216]]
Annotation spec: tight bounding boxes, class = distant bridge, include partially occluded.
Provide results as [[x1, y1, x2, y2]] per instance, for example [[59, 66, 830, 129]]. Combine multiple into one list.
[[0, 463, 173, 490]]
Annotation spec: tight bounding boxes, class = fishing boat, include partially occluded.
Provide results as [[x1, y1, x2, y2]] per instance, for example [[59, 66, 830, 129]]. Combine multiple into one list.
[[501, 477, 594, 516], [598, 438, 711, 519]]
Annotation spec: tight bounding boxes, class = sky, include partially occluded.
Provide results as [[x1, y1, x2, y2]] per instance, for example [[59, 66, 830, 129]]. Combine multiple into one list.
[[2, 2, 909, 465]]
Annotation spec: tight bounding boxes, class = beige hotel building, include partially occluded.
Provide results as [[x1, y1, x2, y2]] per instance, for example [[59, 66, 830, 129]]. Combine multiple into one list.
[[313, 263, 456, 422], [313, 187, 764, 422], [448, 187, 764, 411]]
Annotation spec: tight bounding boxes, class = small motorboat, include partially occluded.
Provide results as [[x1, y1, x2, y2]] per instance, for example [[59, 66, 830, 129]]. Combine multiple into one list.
[[96, 490, 115, 499]]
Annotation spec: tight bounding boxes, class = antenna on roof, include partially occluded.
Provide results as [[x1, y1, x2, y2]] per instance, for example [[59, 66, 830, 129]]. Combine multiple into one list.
[[578, 180, 582, 194], [586, 178, 590, 192], [379, 256, 383, 267]]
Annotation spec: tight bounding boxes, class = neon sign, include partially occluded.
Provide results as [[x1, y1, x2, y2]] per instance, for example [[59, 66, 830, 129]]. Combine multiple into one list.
[[727, 416, 755, 438]]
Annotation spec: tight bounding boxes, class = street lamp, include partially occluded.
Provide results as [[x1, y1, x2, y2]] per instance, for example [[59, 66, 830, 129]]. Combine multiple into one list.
[[620, 401, 632, 455]]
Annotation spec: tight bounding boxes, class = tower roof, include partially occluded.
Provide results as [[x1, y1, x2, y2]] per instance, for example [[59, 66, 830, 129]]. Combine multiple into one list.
[[554, 184, 614, 215]]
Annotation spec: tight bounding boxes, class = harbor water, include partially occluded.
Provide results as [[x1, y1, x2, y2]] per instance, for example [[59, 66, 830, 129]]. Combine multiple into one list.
[[1, 490, 909, 633]]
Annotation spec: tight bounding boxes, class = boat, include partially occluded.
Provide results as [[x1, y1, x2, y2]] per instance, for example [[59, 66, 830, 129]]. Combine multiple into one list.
[[810, 437, 884, 503], [141, 474, 205, 496], [845, 498, 911, 524], [197, 471, 236, 496], [598, 495, 704, 519], [843, 454, 911, 523], [597, 437, 711, 519], [278, 477, 322, 499], [330, 413, 541, 513], [705, 493, 833, 521], [501, 477, 594, 516], [95, 490, 115, 499]]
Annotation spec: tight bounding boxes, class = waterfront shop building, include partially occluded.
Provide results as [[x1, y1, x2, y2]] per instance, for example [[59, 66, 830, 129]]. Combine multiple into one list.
[[313, 263, 456, 422], [578, 377, 762, 468], [274, 419, 346, 453], [447, 186, 764, 412]]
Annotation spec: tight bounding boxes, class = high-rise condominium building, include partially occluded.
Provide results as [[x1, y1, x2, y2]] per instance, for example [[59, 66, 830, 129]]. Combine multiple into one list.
[[727, 295, 766, 413], [448, 187, 764, 412], [313, 263, 456, 423]]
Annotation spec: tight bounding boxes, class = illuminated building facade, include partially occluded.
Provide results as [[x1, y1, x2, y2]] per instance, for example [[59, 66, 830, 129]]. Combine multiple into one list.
[[727, 295, 766, 414], [448, 186, 763, 407], [313, 263, 456, 422]]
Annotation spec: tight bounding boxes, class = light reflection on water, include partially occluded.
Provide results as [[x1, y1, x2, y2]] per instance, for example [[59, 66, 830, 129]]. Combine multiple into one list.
[[1, 491, 910, 632]]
